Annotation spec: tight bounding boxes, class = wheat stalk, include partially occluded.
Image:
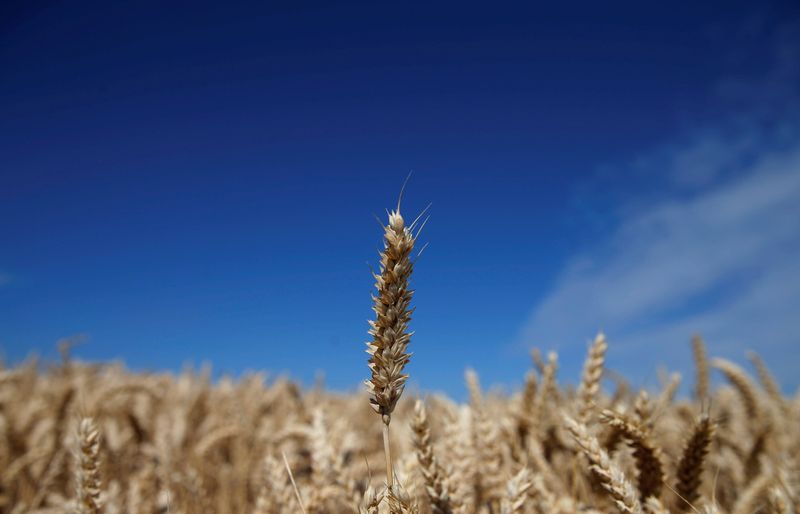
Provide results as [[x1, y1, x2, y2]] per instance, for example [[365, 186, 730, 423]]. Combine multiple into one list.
[[731, 472, 772, 514], [600, 409, 665, 501], [366, 206, 416, 490], [674, 414, 715, 512], [692, 335, 709, 401], [411, 400, 453, 514], [747, 352, 785, 415], [712, 358, 762, 424], [564, 415, 643, 514], [75, 417, 102, 514], [501, 468, 532, 514], [576, 332, 608, 425]]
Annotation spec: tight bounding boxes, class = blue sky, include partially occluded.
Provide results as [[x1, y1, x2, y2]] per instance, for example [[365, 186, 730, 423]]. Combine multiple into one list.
[[2, 1, 799, 396]]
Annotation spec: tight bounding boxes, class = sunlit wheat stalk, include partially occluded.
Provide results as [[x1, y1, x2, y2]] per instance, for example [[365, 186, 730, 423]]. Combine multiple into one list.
[[564, 415, 643, 514], [365, 189, 426, 504]]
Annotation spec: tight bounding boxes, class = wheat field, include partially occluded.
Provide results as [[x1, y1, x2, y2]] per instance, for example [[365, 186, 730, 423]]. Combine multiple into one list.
[[0, 206, 797, 514]]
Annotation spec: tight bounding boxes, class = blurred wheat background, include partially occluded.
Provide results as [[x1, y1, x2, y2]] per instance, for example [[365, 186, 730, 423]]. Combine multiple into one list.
[[2, 327, 798, 513]]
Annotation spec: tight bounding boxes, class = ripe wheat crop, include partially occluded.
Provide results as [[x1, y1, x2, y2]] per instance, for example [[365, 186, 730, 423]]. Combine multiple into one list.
[[0, 199, 797, 514]]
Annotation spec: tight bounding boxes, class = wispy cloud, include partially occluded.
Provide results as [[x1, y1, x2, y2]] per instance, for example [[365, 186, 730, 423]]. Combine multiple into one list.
[[520, 24, 800, 388], [521, 140, 800, 388], [0, 272, 11, 286]]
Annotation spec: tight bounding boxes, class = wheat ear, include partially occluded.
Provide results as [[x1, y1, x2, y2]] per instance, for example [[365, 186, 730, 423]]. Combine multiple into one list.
[[600, 410, 665, 502], [193, 425, 240, 458], [255, 454, 294, 514], [529, 473, 557, 513], [76, 417, 102, 514], [691, 335, 709, 401], [386, 482, 418, 514], [465, 369, 503, 506], [501, 468, 532, 514], [532, 352, 558, 425], [765, 486, 790, 514], [747, 352, 784, 412], [731, 472, 772, 514], [655, 372, 681, 416], [577, 332, 608, 424], [644, 497, 670, 514], [366, 202, 421, 494], [360, 486, 384, 514], [674, 414, 715, 512], [564, 415, 643, 514], [411, 400, 453, 514], [711, 358, 761, 420], [516, 370, 538, 443], [634, 390, 653, 429]]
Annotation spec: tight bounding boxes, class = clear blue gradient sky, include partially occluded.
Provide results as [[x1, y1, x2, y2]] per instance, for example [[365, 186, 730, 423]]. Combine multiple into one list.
[[2, 1, 799, 396]]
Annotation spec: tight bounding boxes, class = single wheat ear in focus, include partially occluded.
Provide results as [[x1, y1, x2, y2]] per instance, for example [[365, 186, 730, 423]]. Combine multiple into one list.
[[365, 195, 426, 495], [366, 208, 415, 422]]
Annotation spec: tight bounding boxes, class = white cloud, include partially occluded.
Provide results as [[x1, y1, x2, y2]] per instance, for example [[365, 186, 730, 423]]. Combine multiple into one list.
[[520, 20, 800, 388], [520, 127, 800, 387], [0, 273, 11, 286]]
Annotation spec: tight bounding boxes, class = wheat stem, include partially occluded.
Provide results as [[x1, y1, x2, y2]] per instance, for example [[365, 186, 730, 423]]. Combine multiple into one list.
[[383, 421, 394, 489]]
